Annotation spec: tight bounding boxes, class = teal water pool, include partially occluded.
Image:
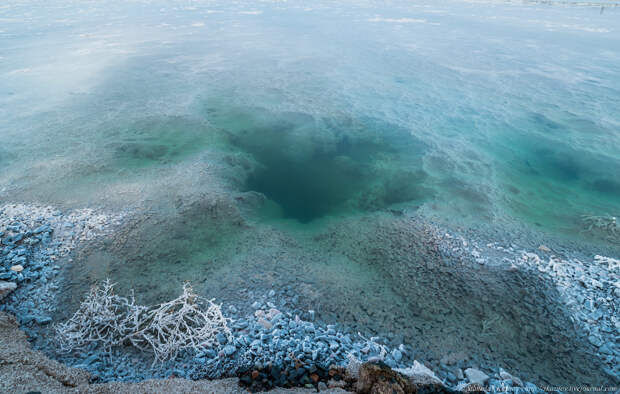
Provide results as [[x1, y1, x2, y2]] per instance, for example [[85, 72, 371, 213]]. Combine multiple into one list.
[[1, 0, 619, 386]]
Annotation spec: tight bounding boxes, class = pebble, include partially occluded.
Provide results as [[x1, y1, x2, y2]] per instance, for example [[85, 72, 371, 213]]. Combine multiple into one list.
[[216, 333, 228, 345], [599, 343, 613, 355], [33, 224, 51, 234], [223, 345, 236, 356], [588, 335, 603, 347], [35, 315, 52, 324], [257, 318, 273, 330]]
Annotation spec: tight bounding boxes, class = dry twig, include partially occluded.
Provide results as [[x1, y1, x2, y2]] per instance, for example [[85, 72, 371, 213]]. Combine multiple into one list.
[[55, 280, 231, 363]]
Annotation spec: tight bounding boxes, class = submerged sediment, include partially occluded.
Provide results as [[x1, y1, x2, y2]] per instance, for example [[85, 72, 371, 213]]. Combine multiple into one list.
[[1, 202, 618, 392]]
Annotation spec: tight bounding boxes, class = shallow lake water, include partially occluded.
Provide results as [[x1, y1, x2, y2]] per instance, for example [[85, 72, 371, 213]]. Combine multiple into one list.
[[1, 0, 618, 232], [1, 0, 619, 387]]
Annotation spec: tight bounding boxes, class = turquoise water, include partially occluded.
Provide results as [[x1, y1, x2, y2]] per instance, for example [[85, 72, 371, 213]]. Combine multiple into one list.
[[210, 107, 431, 223], [1, 0, 618, 236], [1, 0, 619, 386]]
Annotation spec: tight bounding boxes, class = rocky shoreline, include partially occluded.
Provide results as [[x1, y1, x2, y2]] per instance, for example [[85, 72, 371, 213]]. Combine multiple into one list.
[[431, 223, 620, 381], [0, 204, 125, 342], [0, 310, 534, 394], [1, 203, 618, 392]]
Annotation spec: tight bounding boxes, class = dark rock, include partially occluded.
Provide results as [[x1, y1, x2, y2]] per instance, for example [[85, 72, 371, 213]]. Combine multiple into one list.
[[356, 362, 410, 394], [357, 362, 453, 394]]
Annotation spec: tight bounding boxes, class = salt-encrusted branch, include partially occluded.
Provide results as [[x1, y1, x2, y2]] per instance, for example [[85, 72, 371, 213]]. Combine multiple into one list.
[[55, 280, 231, 363]]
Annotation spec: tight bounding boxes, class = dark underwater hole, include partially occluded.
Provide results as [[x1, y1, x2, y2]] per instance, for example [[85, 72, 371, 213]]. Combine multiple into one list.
[[244, 146, 368, 223], [223, 110, 431, 223]]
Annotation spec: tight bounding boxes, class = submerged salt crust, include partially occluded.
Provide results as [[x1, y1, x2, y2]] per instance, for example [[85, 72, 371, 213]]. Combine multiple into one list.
[[0, 0, 619, 388]]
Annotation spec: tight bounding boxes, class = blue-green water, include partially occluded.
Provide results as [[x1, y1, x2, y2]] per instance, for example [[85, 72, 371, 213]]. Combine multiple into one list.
[[212, 107, 431, 223], [1, 0, 618, 236], [1, 0, 619, 387]]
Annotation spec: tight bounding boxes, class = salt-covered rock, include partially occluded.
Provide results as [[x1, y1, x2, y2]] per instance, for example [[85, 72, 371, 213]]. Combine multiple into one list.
[[499, 368, 523, 387], [257, 318, 273, 330], [538, 245, 551, 253], [345, 354, 361, 380], [465, 367, 489, 385], [395, 360, 442, 385]]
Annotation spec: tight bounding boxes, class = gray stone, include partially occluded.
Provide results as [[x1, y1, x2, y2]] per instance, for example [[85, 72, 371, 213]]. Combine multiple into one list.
[[0, 281, 17, 300], [395, 360, 443, 385], [465, 368, 489, 385], [499, 368, 522, 386], [257, 318, 272, 330]]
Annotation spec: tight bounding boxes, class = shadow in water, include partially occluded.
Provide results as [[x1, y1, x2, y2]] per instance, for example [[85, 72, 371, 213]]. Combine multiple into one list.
[[210, 107, 433, 223]]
